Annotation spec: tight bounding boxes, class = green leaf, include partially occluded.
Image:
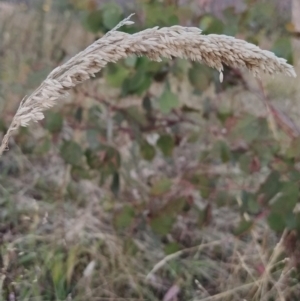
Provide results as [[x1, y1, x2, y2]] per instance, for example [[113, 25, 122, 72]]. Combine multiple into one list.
[[82, 10, 103, 33], [188, 63, 213, 91], [222, 7, 239, 36], [143, 3, 178, 27], [241, 191, 261, 215], [216, 107, 233, 124], [202, 97, 214, 119], [239, 153, 252, 173], [35, 137, 51, 155], [286, 137, 300, 160], [140, 140, 156, 161], [233, 116, 270, 143], [113, 206, 135, 230], [252, 140, 279, 165], [86, 129, 100, 150], [158, 88, 180, 114], [268, 211, 300, 232], [87, 105, 103, 128], [102, 3, 122, 30], [0, 119, 6, 132], [267, 212, 286, 232], [291, 213, 300, 231], [106, 64, 130, 87], [233, 219, 254, 236], [44, 111, 63, 133], [150, 178, 172, 196], [60, 141, 83, 166], [173, 59, 190, 80], [111, 172, 120, 196], [150, 215, 174, 236], [271, 182, 299, 214], [288, 169, 300, 182], [200, 15, 224, 34], [164, 242, 180, 255], [191, 174, 216, 199], [247, 2, 274, 30], [135, 57, 160, 72], [18, 252, 37, 265], [272, 37, 293, 64], [157, 134, 175, 157], [74, 106, 83, 123], [124, 106, 148, 127], [122, 69, 152, 95], [124, 56, 137, 68], [256, 171, 282, 204], [142, 96, 153, 113], [212, 140, 231, 163], [285, 212, 299, 230]]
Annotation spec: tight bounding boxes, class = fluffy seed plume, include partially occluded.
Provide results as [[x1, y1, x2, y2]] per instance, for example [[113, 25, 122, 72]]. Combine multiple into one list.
[[0, 15, 296, 156]]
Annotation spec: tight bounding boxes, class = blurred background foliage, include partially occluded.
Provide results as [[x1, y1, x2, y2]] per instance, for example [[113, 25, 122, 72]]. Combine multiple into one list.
[[1, 0, 300, 300]]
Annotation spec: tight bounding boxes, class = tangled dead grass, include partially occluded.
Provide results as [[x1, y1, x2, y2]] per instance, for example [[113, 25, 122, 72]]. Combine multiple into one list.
[[2, 156, 299, 300], [0, 15, 296, 157]]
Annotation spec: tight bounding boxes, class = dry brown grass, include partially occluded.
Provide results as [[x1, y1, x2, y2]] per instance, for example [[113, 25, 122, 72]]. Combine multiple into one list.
[[1, 12, 299, 300], [2, 156, 299, 300], [0, 15, 296, 157]]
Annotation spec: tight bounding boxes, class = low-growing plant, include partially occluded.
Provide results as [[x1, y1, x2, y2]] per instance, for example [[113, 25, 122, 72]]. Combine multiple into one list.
[[1, 4, 300, 300]]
